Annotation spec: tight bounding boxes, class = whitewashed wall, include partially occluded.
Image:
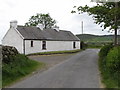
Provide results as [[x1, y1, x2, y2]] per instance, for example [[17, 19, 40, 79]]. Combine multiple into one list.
[[76, 41, 80, 49], [2, 28, 80, 55], [2, 28, 23, 53], [25, 40, 42, 54], [47, 41, 80, 51], [25, 40, 80, 54]]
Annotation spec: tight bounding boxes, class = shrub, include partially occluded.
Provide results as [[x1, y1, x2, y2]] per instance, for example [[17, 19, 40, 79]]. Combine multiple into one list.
[[105, 46, 120, 88], [99, 45, 120, 88], [99, 44, 113, 58], [80, 41, 87, 50], [99, 44, 113, 71], [106, 46, 120, 73]]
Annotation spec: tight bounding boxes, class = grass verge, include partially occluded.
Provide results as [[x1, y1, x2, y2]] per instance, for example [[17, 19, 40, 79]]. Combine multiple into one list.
[[99, 58, 119, 88], [87, 46, 102, 48], [2, 54, 45, 87], [27, 49, 81, 56]]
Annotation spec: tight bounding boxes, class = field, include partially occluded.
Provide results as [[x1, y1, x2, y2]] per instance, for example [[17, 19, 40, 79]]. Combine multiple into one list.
[[76, 34, 114, 42], [76, 34, 114, 48]]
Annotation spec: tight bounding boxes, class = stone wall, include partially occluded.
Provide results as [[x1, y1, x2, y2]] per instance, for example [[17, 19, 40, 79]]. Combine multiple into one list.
[[2, 46, 19, 64]]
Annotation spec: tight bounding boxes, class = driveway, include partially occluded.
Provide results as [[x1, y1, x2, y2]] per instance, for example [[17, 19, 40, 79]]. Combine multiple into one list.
[[10, 49, 100, 88]]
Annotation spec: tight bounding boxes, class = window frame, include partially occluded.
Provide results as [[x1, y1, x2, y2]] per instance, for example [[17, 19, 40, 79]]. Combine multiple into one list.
[[31, 41, 33, 47], [42, 41, 46, 50], [73, 41, 76, 49]]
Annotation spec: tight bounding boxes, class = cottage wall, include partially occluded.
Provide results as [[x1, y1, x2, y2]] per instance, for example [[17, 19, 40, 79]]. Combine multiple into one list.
[[47, 41, 80, 51], [2, 28, 23, 53], [25, 40, 80, 54], [25, 40, 42, 54], [2, 21, 80, 55], [2, 29, 80, 55]]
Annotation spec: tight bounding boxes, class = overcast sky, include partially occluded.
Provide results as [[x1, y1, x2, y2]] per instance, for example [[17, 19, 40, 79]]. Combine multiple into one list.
[[0, 0, 114, 43]]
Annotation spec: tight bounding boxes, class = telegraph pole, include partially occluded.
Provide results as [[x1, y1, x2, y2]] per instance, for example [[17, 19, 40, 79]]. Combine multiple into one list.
[[81, 21, 83, 34]]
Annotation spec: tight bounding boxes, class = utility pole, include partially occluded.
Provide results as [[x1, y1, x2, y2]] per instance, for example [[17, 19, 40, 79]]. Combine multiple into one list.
[[81, 21, 83, 34]]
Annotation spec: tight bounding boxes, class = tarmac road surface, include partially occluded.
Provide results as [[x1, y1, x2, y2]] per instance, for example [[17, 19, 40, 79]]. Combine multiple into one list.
[[10, 49, 100, 88]]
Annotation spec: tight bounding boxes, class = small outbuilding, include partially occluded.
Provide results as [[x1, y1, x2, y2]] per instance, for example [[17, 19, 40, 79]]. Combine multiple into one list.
[[2, 20, 80, 54]]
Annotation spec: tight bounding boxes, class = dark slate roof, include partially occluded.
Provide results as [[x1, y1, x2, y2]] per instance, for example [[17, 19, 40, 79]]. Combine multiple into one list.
[[17, 26, 80, 41]]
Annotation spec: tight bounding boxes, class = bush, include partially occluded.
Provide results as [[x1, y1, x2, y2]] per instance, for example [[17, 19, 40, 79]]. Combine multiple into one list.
[[99, 44, 113, 58], [99, 45, 120, 88], [106, 47, 120, 73], [105, 46, 120, 88], [99, 44, 113, 70], [80, 41, 87, 50]]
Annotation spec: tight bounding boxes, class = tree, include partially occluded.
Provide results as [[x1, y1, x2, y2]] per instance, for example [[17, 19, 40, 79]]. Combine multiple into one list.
[[71, 2, 120, 45], [25, 13, 56, 29]]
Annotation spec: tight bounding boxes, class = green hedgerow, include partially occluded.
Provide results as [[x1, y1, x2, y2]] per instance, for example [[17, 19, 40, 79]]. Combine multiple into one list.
[[99, 46, 120, 88], [99, 44, 113, 58], [106, 47, 120, 73]]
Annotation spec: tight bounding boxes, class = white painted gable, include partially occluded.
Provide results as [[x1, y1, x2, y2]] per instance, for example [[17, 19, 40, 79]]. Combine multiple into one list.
[[2, 28, 24, 53]]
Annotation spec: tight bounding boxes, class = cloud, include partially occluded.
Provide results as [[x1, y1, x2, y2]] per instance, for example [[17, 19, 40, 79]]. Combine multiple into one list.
[[0, 0, 113, 44]]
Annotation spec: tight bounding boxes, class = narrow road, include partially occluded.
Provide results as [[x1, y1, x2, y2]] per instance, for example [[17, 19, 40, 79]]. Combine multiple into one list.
[[10, 49, 100, 88]]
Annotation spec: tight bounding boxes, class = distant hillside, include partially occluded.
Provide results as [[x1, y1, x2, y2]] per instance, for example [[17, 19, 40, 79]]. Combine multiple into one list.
[[76, 34, 114, 42]]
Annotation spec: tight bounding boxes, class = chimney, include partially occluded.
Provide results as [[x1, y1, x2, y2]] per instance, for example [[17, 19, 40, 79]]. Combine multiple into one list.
[[37, 24, 44, 30], [53, 25, 59, 32], [10, 20, 18, 29]]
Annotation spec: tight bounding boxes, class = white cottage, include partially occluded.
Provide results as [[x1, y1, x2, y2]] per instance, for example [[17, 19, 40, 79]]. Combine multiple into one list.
[[2, 20, 80, 54]]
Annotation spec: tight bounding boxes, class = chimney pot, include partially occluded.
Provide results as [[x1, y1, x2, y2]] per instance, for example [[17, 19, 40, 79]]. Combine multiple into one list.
[[53, 25, 59, 32], [37, 24, 44, 30]]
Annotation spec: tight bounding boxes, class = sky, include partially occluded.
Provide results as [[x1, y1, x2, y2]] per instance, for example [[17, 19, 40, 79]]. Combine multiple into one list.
[[0, 0, 114, 44]]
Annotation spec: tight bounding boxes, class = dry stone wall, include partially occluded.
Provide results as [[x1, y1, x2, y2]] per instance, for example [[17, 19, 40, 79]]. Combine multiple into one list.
[[2, 46, 19, 64]]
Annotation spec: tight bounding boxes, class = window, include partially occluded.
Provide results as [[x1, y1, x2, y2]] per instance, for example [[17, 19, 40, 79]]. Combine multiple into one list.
[[73, 42, 76, 48], [31, 41, 33, 47], [42, 41, 46, 50]]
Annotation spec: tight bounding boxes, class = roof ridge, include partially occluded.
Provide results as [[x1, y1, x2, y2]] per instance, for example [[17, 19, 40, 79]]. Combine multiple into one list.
[[59, 30, 69, 32], [16, 26, 80, 41], [17, 25, 38, 28]]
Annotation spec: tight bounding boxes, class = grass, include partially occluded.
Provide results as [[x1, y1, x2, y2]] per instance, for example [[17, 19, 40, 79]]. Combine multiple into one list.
[[27, 49, 81, 56], [87, 45, 102, 48], [99, 66, 120, 89], [2, 54, 45, 87], [76, 34, 113, 49], [99, 58, 119, 88]]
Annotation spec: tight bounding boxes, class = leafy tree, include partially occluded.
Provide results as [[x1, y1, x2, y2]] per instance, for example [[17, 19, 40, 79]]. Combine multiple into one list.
[[72, 2, 120, 45], [25, 13, 56, 29]]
